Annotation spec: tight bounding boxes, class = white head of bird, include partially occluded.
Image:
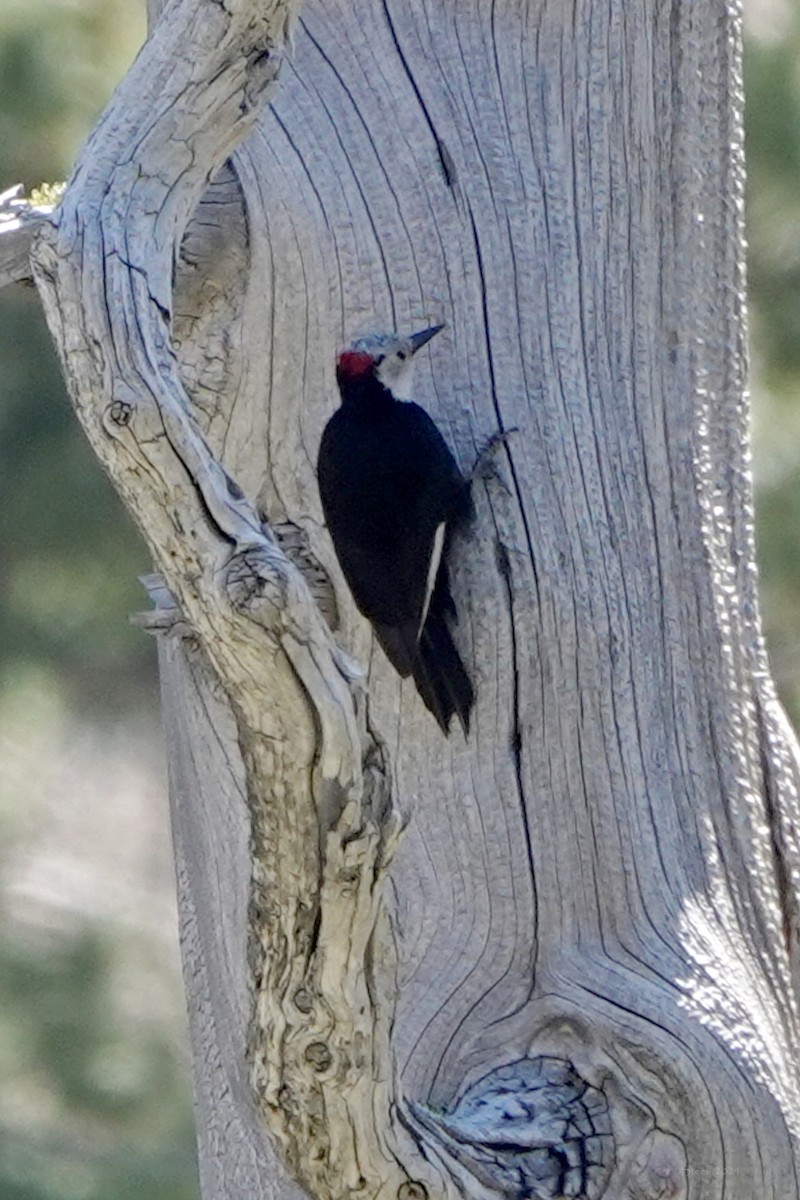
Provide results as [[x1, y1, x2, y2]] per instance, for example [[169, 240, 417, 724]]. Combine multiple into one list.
[[337, 323, 444, 400]]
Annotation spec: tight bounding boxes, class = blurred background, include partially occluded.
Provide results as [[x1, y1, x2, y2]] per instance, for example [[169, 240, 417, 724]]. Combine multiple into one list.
[[1, 1, 799, 1196]]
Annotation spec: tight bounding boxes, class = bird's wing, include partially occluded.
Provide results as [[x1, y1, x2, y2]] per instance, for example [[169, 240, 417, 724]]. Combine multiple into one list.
[[400, 404, 466, 498], [318, 400, 468, 633], [392, 403, 467, 630]]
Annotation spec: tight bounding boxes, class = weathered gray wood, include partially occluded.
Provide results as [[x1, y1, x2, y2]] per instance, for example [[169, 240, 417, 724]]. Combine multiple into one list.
[[27, 0, 800, 1197], [31, 1, 417, 1195], [159, 633, 308, 1200]]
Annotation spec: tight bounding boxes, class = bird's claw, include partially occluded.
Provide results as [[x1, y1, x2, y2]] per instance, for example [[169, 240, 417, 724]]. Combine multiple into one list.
[[471, 426, 519, 484]]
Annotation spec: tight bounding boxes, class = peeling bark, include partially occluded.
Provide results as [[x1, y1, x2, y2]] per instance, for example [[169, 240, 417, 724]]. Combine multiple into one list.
[[20, 0, 800, 1196]]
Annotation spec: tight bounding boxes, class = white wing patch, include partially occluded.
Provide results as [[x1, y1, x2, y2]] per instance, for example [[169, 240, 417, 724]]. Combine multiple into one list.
[[418, 522, 446, 638]]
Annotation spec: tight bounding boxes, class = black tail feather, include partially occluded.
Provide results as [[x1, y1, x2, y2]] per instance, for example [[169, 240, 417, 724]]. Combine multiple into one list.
[[373, 620, 416, 678], [373, 612, 473, 735], [372, 561, 473, 735], [414, 612, 474, 735]]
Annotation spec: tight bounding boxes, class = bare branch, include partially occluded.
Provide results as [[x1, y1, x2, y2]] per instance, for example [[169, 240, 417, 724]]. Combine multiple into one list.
[[0, 186, 53, 288], [28, 0, 425, 1195]]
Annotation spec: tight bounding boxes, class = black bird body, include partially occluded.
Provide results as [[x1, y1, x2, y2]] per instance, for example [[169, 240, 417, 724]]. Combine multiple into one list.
[[317, 329, 474, 733]]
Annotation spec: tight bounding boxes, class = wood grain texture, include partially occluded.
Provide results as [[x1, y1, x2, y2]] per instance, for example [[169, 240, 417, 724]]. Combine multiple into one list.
[[31, 0, 800, 1196], [160, 635, 307, 1200], [242, 1, 800, 1182]]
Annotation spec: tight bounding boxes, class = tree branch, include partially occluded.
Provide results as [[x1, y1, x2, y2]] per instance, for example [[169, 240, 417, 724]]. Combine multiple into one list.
[[29, 1, 425, 1196], [0, 186, 52, 288]]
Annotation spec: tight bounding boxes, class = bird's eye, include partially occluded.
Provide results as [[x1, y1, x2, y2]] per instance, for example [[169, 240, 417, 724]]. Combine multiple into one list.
[[397, 351, 407, 361], [376, 355, 385, 365]]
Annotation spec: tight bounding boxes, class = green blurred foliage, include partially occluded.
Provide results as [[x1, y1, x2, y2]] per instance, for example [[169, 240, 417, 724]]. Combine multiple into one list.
[[746, 7, 800, 721], [0, 923, 197, 1200], [746, 19, 800, 385], [0, 0, 154, 720], [0, 3, 199, 1198], [0, 285, 156, 717], [0, 0, 145, 187]]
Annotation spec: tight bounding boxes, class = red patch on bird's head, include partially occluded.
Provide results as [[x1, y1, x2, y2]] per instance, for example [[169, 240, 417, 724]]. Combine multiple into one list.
[[336, 350, 375, 384]]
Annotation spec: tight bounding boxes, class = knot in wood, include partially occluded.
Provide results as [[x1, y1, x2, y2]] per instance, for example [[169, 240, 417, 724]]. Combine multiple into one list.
[[104, 398, 134, 430], [224, 472, 244, 501], [272, 520, 339, 629], [429, 1056, 613, 1199], [247, 43, 273, 70], [397, 1182, 428, 1200], [337, 866, 361, 891], [241, 35, 282, 117], [304, 1041, 333, 1073], [226, 548, 285, 625], [293, 986, 314, 1013]]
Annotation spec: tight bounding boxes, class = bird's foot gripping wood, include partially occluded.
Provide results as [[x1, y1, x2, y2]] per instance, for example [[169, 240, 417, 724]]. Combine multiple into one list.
[[470, 427, 519, 483]]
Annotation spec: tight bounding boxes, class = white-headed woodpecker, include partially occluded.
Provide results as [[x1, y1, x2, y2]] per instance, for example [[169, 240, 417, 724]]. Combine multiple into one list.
[[317, 324, 474, 734]]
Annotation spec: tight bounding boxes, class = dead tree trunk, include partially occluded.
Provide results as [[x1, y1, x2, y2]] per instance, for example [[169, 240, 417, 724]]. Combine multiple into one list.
[[9, 0, 800, 1195]]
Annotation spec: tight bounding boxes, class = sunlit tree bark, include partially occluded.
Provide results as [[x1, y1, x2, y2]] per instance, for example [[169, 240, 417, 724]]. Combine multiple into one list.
[[4, 0, 800, 1196]]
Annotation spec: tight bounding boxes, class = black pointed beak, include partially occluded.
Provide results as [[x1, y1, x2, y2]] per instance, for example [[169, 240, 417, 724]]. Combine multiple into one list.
[[409, 323, 445, 355]]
